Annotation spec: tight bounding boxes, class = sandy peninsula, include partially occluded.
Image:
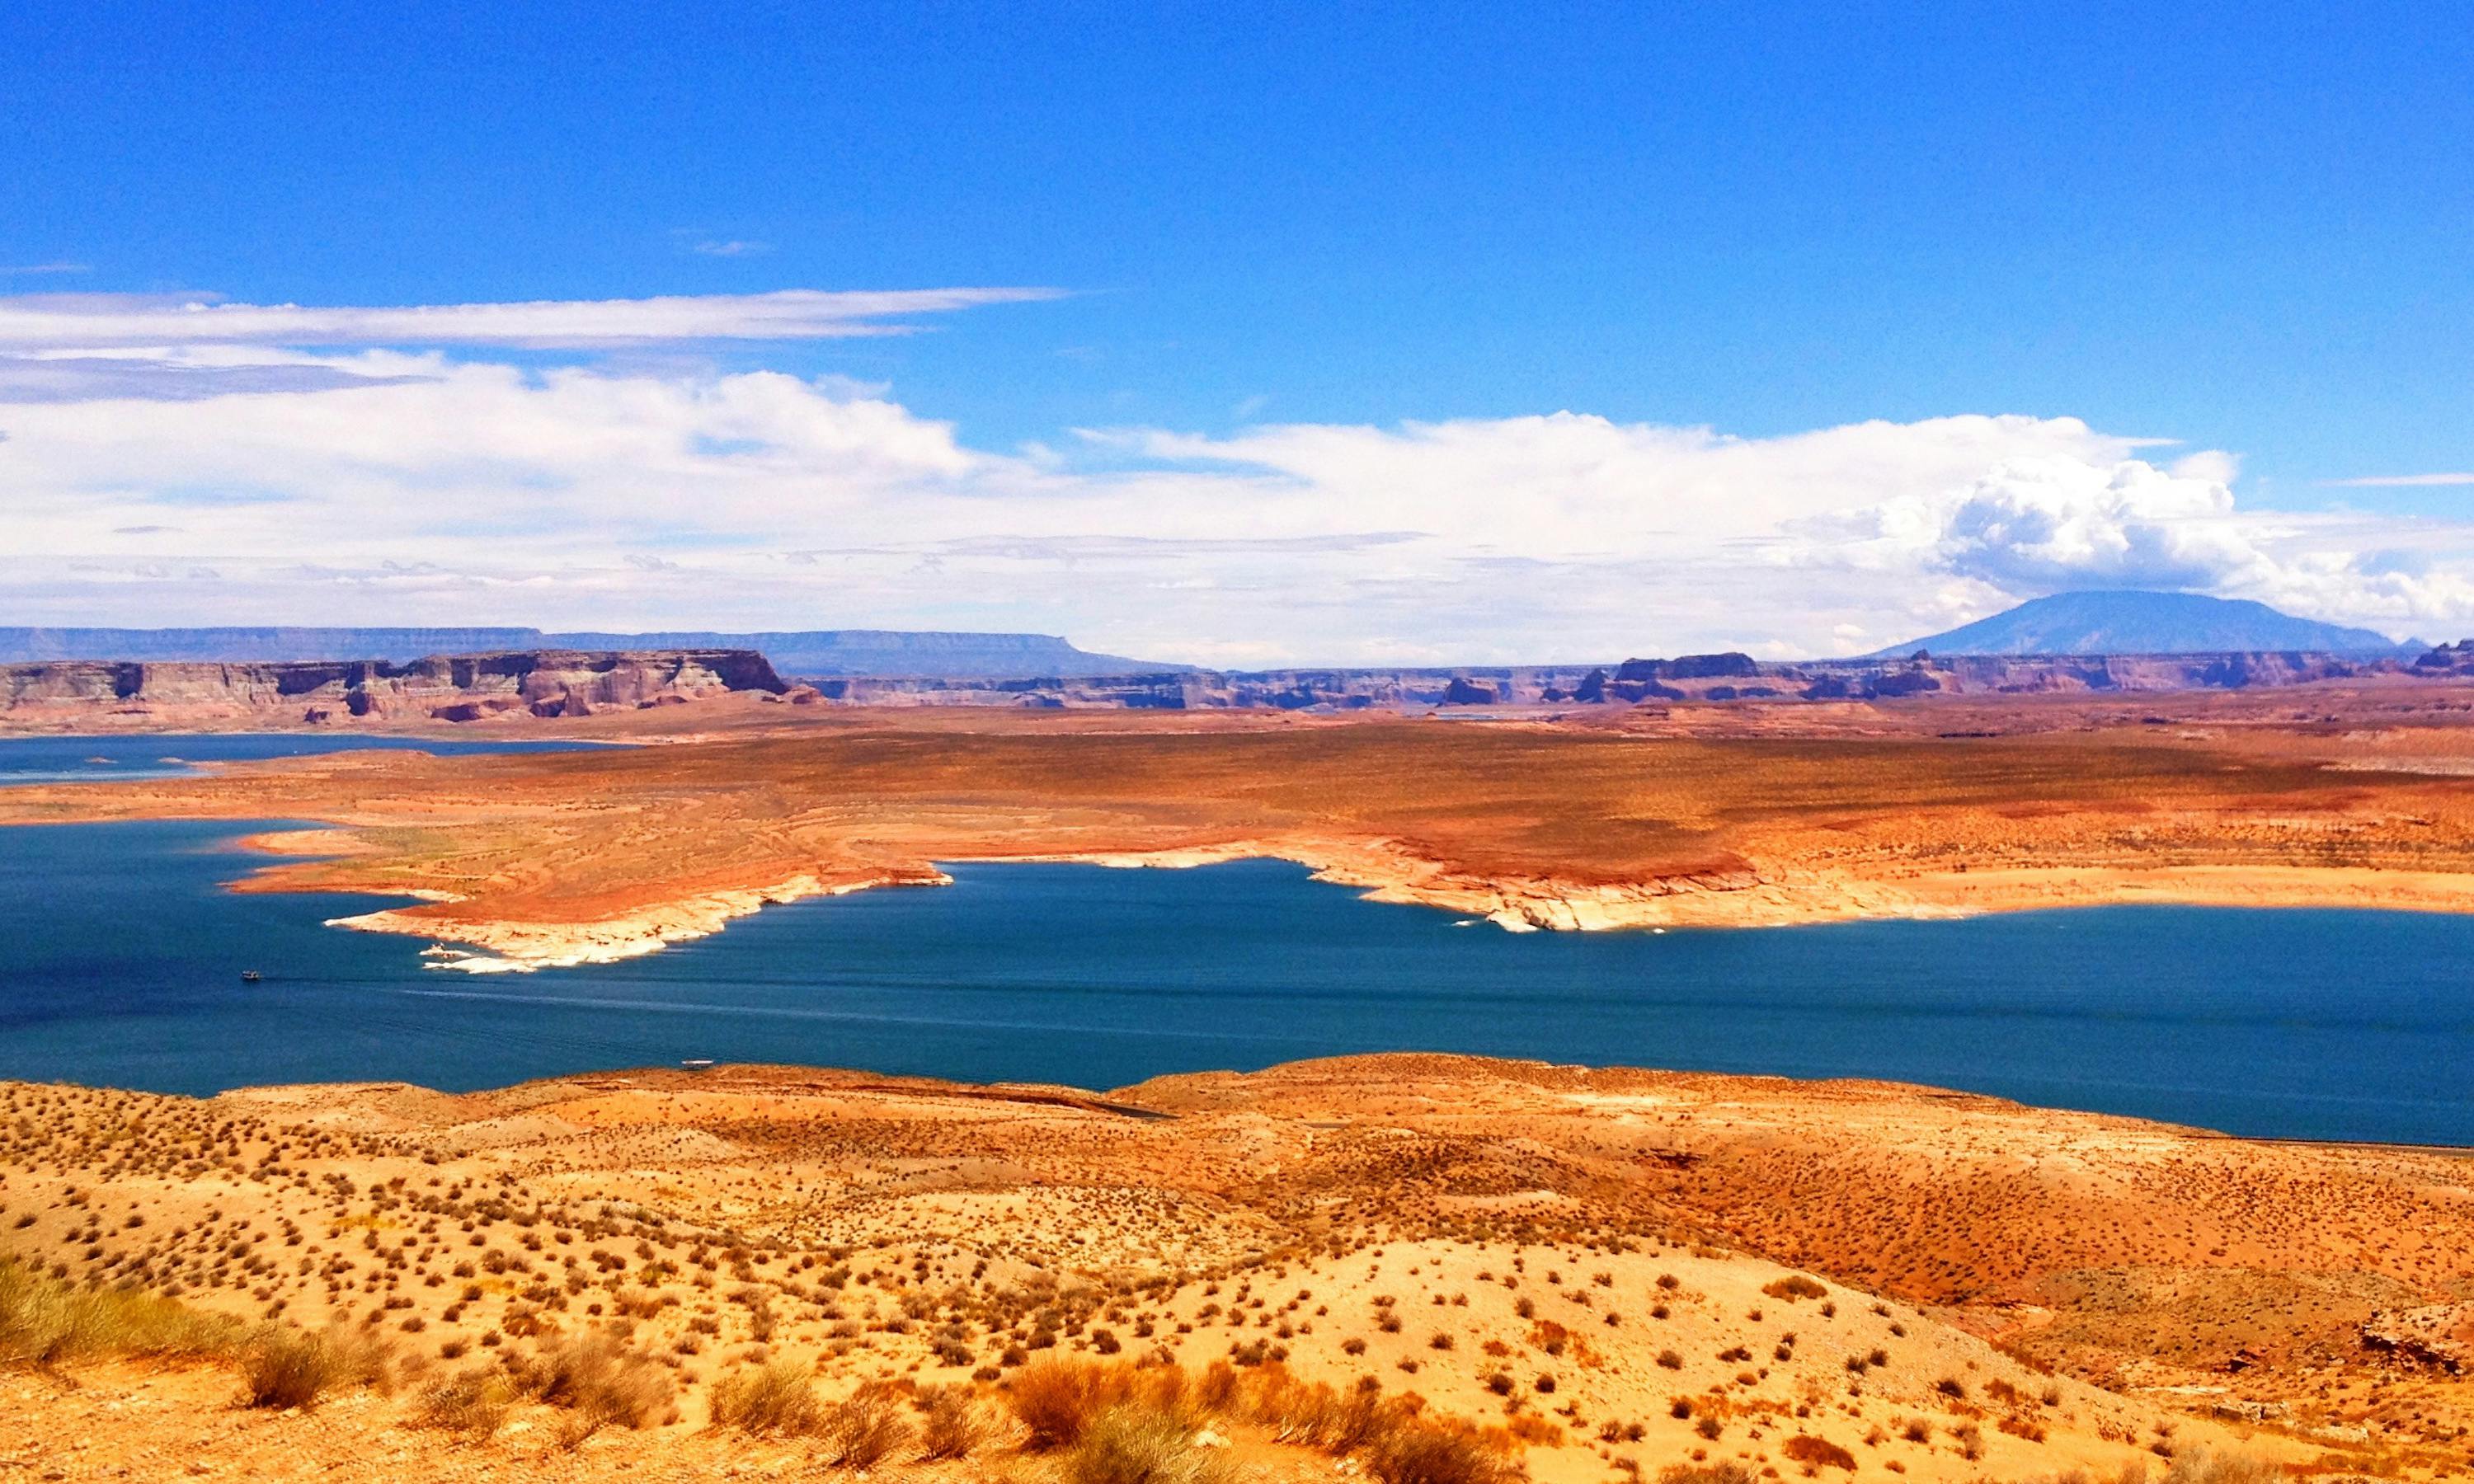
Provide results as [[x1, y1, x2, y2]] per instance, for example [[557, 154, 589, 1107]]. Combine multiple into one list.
[[5, 686, 2474, 968]]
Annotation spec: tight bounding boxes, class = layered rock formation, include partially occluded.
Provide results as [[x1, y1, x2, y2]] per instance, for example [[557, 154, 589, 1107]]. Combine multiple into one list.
[[793, 648, 2417, 709], [0, 625, 1177, 675], [0, 648, 785, 724], [0, 642, 2447, 726]]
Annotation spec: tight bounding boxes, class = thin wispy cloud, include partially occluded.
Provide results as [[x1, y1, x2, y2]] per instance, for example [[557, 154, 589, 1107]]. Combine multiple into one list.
[[691, 239, 774, 258], [2324, 473, 2474, 488], [0, 262, 91, 276], [0, 354, 433, 404], [0, 286, 1065, 350]]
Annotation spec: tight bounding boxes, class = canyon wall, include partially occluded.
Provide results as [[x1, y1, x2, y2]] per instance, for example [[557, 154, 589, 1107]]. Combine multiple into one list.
[[0, 649, 786, 725], [2, 643, 2461, 726], [804, 649, 2417, 709]]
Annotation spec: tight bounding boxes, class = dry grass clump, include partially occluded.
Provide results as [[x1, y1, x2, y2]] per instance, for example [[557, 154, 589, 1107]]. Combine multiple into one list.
[[2162, 1456, 2282, 1484], [1010, 1356, 1516, 1484], [918, 1383, 981, 1460], [821, 1385, 915, 1467], [0, 1258, 238, 1367], [1659, 1467, 1756, 1484], [708, 1358, 825, 1435], [1009, 1357, 1168, 1448], [1236, 1363, 1394, 1453], [412, 1369, 515, 1440], [240, 1324, 394, 1410], [1067, 1403, 1227, 1484], [1364, 1421, 1519, 1484], [707, 1363, 910, 1463], [502, 1328, 675, 1435]]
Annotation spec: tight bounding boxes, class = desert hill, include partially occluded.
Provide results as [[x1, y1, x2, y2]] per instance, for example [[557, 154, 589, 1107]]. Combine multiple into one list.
[[4, 1055, 2470, 1482]]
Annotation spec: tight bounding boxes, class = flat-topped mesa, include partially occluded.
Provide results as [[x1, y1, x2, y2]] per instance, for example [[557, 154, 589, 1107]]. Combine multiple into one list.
[[0, 646, 787, 724], [797, 647, 2417, 709]]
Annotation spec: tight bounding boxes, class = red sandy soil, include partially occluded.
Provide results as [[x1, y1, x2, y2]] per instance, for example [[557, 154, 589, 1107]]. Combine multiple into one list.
[[5, 1056, 2472, 1481]]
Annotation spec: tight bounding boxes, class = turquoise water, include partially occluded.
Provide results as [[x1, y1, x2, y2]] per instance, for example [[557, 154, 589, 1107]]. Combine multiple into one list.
[[3, 740, 2473, 1144]]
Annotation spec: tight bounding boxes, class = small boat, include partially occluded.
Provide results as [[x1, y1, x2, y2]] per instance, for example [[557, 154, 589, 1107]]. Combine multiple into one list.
[[680, 1059, 715, 1071], [239, 970, 262, 983]]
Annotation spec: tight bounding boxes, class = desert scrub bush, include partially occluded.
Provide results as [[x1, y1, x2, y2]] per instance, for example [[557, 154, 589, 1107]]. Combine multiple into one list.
[[239, 1329, 331, 1410], [1781, 1435, 1857, 1472], [1068, 1403, 1226, 1484], [1364, 1421, 1517, 1484], [240, 1324, 393, 1411], [708, 1357, 824, 1435], [506, 1329, 675, 1432], [412, 1369, 515, 1440], [1010, 1357, 1117, 1448], [1761, 1275, 1828, 1303], [0, 1258, 237, 1366], [1237, 1363, 1393, 1453], [2161, 1452, 2282, 1484], [821, 1386, 914, 1468], [917, 1383, 981, 1460], [1659, 1467, 1756, 1484]]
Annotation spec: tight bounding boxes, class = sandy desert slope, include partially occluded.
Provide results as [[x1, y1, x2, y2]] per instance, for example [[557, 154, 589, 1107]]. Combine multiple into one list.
[[5, 1056, 2472, 1482], [7, 688, 2474, 968]]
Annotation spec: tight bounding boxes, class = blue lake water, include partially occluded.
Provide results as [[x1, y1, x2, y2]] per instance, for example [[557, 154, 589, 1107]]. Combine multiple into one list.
[[3, 739, 2473, 1144], [0, 732, 610, 785]]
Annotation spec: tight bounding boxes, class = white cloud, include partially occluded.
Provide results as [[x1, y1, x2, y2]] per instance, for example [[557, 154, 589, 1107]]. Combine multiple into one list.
[[0, 286, 1063, 350], [2324, 472, 2474, 487], [4, 293, 2474, 660]]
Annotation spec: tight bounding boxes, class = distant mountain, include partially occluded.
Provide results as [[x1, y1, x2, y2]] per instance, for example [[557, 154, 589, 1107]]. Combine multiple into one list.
[[1872, 591, 2410, 657], [0, 627, 1184, 679]]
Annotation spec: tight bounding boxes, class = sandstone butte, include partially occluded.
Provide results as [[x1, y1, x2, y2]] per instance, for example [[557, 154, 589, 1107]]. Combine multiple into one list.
[[6, 679, 2474, 970], [7, 1054, 2474, 1482]]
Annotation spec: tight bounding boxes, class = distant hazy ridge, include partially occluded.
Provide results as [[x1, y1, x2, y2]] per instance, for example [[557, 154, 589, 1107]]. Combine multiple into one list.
[[1877, 590, 2411, 657], [0, 627, 1179, 678]]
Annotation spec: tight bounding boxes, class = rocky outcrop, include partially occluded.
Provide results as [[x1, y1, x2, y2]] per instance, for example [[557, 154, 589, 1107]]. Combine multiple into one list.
[[721, 647, 2442, 711], [1, 649, 785, 724], [2415, 640, 2474, 675], [2363, 1305, 2474, 1373]]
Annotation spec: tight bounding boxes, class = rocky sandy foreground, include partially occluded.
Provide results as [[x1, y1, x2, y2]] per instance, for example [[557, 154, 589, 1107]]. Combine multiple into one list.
[[5, 1055, 2472, 1482]]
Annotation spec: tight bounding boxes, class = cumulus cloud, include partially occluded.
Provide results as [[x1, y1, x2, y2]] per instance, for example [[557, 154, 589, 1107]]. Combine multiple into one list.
[[1813, 456, 2255, 589], [3, 289, 2472, 660]]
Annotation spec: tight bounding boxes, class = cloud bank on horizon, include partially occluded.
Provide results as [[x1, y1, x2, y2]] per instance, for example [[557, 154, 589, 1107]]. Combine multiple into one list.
[[2, 286, 2471, 665]]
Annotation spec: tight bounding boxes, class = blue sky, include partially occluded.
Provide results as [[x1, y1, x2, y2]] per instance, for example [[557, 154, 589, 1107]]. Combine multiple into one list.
[[1, 2, 2470, 660]]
